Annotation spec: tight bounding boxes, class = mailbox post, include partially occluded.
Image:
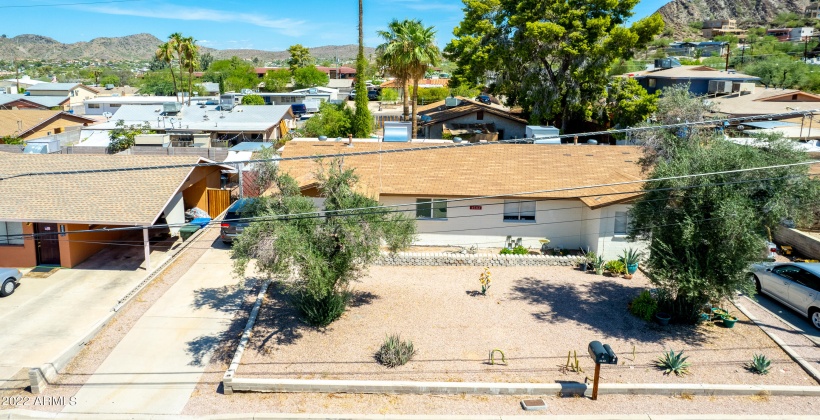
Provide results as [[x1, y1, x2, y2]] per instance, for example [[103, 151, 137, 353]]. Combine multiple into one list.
[[588, 341, 617, 400]]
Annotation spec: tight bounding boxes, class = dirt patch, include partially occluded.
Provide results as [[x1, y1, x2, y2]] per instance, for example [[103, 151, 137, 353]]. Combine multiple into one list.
[[234, 266, 815, 386]]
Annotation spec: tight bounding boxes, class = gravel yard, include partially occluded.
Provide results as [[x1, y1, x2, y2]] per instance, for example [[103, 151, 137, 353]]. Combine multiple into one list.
[[235, 266, 816, 386]]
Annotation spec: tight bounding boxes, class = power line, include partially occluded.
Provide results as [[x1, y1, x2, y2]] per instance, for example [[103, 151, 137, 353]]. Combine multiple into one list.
[[2, 109, 819, 181], [1, 172, 805, 241]]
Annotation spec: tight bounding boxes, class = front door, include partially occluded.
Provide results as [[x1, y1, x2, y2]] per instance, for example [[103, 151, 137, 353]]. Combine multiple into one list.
[[34, 223, 61, 266]]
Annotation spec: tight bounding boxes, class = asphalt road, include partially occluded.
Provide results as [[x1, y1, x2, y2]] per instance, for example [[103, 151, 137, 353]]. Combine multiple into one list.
[[749, 292, 820, 346]]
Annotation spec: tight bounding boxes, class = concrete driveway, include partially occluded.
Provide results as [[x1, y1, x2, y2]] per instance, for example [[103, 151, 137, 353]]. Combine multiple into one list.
[[62, 244, 246, 416], [749, 293, 820, 345], [0, 239, 173, 385]]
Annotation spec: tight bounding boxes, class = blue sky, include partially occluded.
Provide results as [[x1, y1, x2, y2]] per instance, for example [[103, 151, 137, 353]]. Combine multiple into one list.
[[0, 0, 668, 52]]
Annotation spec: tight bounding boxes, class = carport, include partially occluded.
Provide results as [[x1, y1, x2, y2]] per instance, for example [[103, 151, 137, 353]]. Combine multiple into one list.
[[0, 154, 232, 269]]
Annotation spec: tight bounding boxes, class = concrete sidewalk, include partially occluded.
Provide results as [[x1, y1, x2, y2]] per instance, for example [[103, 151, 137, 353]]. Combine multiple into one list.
[[60, 245, 244, 416]]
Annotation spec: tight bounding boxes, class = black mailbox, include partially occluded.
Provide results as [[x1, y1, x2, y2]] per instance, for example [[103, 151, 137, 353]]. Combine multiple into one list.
[[588, 341, 617, 365]]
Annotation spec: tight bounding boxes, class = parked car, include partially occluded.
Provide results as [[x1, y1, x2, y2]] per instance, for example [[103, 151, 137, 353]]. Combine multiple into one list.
[[748, 262, 820, 329], [476, 95, 491, 104], [220, 198, 256, 244], [0, 268, 23, 297], [348, 91, 356, 100], [291, 103, 307, 117], [764, 241, 777, 260], [367, 90, 379, 101]]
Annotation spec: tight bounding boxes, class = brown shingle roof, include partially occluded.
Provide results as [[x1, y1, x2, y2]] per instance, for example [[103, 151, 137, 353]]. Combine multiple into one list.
[[0, 155, 204, 225], [0, 110, 95, 138], [279, 142, 646, 208], [422, 104, 528, 125]]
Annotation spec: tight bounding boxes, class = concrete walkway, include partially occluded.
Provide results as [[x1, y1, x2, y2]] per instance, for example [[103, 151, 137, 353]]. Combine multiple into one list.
[[61, 246, 243, 416], [0, 242, 172, 387]]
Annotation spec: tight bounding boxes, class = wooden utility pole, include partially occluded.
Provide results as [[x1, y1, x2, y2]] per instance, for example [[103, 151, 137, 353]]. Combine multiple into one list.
[[724, 45, 730, 71]]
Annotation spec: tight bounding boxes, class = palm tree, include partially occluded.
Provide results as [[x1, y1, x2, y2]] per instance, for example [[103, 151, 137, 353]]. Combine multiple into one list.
[[180, 36, 199, 105], [351, 0, 372, 137], [168, 32, 187, 102], [376, 20, 413, 122], [155, 42, 177, 97], [404, 20, 440, 138]]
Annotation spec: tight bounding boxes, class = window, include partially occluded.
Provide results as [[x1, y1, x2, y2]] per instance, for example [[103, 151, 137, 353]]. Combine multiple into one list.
[[88, 103, 100, 109], [614, 211, 631, 235], [648, 78, 656, 88], [503, 200, 536, 221], [109, 104, 121, 108], [0, 222, 24, 245], [772, 265, 801, 281], [416, 198, 447, 219], [476, 110, 484, 120]]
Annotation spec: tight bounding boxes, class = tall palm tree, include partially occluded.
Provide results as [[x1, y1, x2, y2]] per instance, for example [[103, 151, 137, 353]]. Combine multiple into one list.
[[168, 32, 187, 102], [155, 42, 177, 97], [376, 20, 412, 122], [351, 0, 372, 137], [180, 36, 199, 106], [404, 20, 440, 138]]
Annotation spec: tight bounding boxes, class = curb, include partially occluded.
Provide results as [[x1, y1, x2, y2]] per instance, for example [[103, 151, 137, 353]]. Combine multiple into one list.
[[733, 300, 820, 385], [739, 294, 820, 347], [28, 224, 212, 394], [3, 410, 820, 420], [222, 278, 273, 395]]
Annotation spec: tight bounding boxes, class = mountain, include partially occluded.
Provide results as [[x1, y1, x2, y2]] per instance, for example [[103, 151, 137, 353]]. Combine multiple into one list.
[[0, 33, 373, 62], [657, 0, 811, 35]]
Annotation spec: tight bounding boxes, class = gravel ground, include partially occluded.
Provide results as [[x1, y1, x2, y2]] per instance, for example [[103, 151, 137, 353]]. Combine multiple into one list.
[[234, 266, 815, 386], [0, 228, 221, 414], [739, 294, 820, 375]]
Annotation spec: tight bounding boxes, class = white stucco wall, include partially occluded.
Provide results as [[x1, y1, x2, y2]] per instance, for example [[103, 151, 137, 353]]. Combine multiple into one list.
[[591, 203, 649, 260], [163, 192, 185, 236], [424, 111, 527, 140]]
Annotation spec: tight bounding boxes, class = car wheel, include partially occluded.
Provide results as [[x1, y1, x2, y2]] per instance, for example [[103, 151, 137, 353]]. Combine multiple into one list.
[[0, 278, 15, 297], [811, 309, 820, 330], [750, 274, 761, 294]]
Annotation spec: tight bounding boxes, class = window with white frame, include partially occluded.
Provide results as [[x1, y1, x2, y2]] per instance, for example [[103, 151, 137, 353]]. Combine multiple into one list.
[[416, 198, 447, 219], [503, 200, 536, 221], [0, 222, 24, 245], [88, 103, 100, 109], [614, 211, 631, 235]]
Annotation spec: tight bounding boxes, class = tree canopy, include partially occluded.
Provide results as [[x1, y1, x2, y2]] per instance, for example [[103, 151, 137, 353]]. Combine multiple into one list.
[[108, 120, 154, 153], [287, 44, 314, 72], [241, 94, 265, 105], [604, 77, 659, 129], [231, 154, 416, 326], [630, 87, 820, 323], [445, 0, 663, 131], [303, 102, 353, 137], [262, 69, 292, 92], [204, 57, 257, 92], [293, 65, 329, 89]]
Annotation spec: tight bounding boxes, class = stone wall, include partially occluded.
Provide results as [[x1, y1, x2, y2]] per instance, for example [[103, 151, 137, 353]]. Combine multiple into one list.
[[375, 252, 580, 267]]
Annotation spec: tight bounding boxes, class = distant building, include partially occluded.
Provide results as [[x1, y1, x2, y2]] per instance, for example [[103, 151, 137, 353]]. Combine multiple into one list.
[[667, 41, 729, 57], [25, 83, 99, 109], [0, 110, 96, 140], [628, 65, 759, 96], [806, 0, 820, 19], [317, 66, 356, 79], [766, 27, 815, 42], [702, 19, 745, 39]]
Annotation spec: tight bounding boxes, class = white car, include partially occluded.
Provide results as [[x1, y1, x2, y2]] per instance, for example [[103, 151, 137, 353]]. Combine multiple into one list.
[[0, 267, 23, 297], [749, 262, 820, 329]]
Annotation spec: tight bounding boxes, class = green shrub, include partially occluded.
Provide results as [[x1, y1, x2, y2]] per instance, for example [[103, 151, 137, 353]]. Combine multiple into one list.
[[292, 290, 350, 327], [241, 94, 265, 105], [512, 245, 528, 255], [376, 334, 416, 367], [605, 260, 626, 275], [629, 290, 658, 321], [500, 247, 512, 255]]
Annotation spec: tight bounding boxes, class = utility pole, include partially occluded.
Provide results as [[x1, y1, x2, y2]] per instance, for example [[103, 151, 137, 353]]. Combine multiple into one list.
[[805, 37, 810, 63], [724, 45, 730, 71], [740, 45, 745, 66]]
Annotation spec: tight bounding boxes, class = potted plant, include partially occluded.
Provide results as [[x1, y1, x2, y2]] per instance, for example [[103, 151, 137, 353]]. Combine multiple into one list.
[[620, 248, 643, 275], [592, 255, 605, 275], [721, 312, 737, 328], [655, 311, 672, 326]]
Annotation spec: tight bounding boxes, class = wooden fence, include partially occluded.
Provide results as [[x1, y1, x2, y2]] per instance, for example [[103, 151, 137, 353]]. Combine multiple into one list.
[[207, 188, 232, 218]]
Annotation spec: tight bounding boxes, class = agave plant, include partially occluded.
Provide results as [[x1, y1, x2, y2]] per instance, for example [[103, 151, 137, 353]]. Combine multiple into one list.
[[748, 354, 771, 375], [656, 349, 691, 376]]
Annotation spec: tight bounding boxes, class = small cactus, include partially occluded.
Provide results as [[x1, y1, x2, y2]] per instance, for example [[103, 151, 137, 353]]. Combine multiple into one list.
[[748, 354, 771, 375]]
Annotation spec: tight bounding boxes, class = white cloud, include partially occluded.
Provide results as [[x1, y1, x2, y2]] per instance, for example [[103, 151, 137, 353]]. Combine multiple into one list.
[[74, 4, 306, 37]]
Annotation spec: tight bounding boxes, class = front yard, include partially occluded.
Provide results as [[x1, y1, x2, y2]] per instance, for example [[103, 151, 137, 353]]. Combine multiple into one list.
[[234, 265, 814, 386]]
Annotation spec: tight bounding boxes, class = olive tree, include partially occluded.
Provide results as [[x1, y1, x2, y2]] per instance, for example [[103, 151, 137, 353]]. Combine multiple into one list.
[[231, 156, 416, 326]]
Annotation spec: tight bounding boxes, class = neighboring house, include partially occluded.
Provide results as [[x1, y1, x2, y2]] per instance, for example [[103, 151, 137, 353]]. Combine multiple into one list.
[[25, 83, 99, 108], [0, 154, 231, 268], [380, 78, 449, 89], [200, 82, 220, 95], [0, 110, 96, 140], [630, 65, 760, 96], [327, 79, 354, 93], [291, 86, 339, 101], [317, 66, 356, 79], [277, 141, 646, 259], [0, 94, 70, 111], [767, 27, 815, 42], [83, 96, 215, 116], [710, 88, 820, 119], [93, 85, 141, 97], [219, 91, 333, 107], [420, 100, 528, 140], [807, 0, 820, 19], [701, 19, 744, 39], [0, 75, 47, 92], [79, 103, 295, 147]]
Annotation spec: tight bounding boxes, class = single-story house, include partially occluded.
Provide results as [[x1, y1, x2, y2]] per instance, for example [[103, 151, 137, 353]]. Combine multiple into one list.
[[0, 94, 71, 111], [291, 86, 339, 101], [0, 154, 232, 268], [327, 79, 354, 93], [0, 75, 47, 91], [25, 83, 99, 108], [630, 66, 760, 96], [419, 99, 528, 140], [709, 88, 820, 120], [0, 110, 96, 140], [380, 78, 449, 89], [79, 103, 295, 147], [317, 66, 356, 79], [277, 141, 647, 259]]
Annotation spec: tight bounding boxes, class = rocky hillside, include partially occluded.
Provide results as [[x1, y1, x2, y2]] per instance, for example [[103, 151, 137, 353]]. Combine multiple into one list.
[[657, 0, 811, 34], [0, 33, 372, 62]]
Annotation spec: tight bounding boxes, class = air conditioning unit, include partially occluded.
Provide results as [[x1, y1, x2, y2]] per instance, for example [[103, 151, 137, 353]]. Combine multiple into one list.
[[445, 97, 460, 107], [163, 102, 183, 113], [134, 134, 170, 147], [732, 82, 755, 94], [708, 80, 732, 94]]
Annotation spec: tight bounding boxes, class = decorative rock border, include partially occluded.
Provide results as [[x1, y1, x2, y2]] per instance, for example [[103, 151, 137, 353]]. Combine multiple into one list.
[[375, 252, 580, 267]]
